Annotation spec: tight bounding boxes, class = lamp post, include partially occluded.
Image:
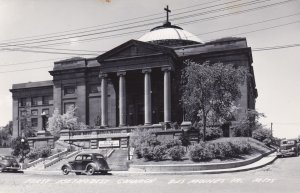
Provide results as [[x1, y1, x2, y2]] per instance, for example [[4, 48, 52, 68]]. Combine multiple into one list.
[[41, 112, 47, 131], [127, 133, 130, 160], [20, 138, 25, 164]]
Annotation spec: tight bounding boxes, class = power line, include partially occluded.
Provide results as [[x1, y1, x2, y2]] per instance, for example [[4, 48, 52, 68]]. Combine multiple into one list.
[[1, 46, 104, 53], [253, 43, 300, 51], [195, 12, 300, 36], [3, 48, 99, 56], [1, 43, 299, 73], [0, 57, 67, 67], [231, 20, 300, 36], [0, 0, 280, 48], [0, 0, 231, 46], [175, 0, 295, 26], [0, 0, 288, 52], [0, 66, 53, 74], [33, 0, 296, 48]]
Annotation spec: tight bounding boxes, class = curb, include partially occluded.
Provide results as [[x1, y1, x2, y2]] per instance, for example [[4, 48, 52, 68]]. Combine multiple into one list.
[[22, 153, 278, 176], [129, 149, 276, 173]]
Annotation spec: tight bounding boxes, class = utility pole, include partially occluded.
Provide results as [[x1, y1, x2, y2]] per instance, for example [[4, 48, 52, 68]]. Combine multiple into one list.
[[271, 122, 273, 137]]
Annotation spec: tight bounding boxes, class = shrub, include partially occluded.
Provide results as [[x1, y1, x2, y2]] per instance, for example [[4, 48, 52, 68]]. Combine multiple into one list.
[[141, 146, 154, 161], [27, 147, 52, 161], [152, 145, 167, 161], [135, 146, 143, 159], [163, 139, 182, 149], [40, 147, 52, 158], [252, 129, 271, 142], [196, 125, 223, 141], [168, 146, 185, 161], [189, 143, 213, 162], [263, 138, 272, 147], [208, 139, 252, 159], [27, 151, 40, 161]]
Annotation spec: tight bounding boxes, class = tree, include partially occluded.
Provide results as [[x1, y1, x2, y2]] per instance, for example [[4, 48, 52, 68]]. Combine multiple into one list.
[[47, 107, 85, 139], [233, 109, 265, 137], [11, 137, 30, 162], [181, 61, 245, 141], [0, 121, 13, 147], [47, 108, 63, 138]]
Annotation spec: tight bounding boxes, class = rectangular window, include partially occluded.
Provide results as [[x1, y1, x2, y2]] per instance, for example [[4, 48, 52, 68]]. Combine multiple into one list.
[[89, 84, 100, 93], [31, 118, 38, 127], [31, 109, 38, 116], [64, 86, 76, 95], [64, 102, 75, 113], [42, 96, 50, 105], [20, 98, 26, 107], [20, 111, 27, 117], [31, 97, 39, 106], [20, 119, 26, 130], [42, 109, 49, 115]]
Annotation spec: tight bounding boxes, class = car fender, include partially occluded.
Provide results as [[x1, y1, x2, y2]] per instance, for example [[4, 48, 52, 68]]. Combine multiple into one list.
[[61, 163, 72, 171], [85, 163, 99, 171]]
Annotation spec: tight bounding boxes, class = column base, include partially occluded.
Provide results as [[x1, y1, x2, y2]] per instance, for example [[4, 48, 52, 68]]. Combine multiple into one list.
[[144, 123, 152, 126]]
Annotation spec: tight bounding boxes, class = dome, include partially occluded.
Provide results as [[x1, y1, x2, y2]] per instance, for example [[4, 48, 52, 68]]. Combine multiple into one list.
[[138, 22, 203, 46]]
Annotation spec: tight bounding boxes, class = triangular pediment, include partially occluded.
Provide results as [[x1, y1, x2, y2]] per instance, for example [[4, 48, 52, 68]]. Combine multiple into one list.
[[97, 40, 176, 62]]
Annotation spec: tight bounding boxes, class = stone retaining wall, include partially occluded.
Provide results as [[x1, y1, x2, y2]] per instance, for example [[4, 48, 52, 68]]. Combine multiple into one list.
[[129, 149, 275, 172]]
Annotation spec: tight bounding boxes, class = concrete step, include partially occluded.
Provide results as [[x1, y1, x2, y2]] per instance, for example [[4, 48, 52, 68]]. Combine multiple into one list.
[[107, 149, 129, 171]]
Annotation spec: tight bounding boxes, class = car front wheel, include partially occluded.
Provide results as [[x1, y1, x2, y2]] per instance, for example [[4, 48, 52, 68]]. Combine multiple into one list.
[[62, 166, 70, 175], [86, 166, 95, 176]]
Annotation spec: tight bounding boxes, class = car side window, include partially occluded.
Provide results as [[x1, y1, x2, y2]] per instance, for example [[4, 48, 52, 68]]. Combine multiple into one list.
[[75, 155, 82, 161], [83, 155, 92, 161]]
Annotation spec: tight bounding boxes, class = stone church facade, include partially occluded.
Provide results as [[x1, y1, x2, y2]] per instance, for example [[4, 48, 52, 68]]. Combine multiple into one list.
[[10, 21, 257, 138]]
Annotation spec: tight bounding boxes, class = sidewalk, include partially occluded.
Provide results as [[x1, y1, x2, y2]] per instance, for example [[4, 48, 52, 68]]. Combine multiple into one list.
[[23, 152, 277, 176]]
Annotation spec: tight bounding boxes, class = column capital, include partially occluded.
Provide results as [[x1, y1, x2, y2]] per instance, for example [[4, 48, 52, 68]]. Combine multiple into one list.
[[99, 73, 108, 78], [142, 68, 152, 74], [117, 71, 126, 76], [161, 66, 172, 72]]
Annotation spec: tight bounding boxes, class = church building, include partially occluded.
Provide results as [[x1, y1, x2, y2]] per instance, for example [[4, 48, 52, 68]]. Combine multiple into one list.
[[10, 10, 258, 138]]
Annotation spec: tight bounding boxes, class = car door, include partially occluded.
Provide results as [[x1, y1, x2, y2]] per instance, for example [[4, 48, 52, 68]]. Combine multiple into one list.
[[81, 155, 93, 170], [73, 155, 83, 171]]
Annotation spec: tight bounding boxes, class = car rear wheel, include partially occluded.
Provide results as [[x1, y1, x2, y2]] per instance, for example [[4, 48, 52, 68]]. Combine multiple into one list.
[[62, 166, 70, 175], [86, 166, 95, 176]]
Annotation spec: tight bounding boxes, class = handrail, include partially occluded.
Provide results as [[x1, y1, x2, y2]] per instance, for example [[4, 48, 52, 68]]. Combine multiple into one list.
[[44, 150, 80, 168]]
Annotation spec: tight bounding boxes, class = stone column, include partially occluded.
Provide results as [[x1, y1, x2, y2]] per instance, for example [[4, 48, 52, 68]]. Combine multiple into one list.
[[118, 71, 126, 126], [162, 67, 171, 123], [143, 69, 152, 125], [100, 74, 108, 127]]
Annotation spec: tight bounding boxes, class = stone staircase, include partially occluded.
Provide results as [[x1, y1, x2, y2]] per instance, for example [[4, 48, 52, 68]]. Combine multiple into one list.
[[107, 149, 129, 171]]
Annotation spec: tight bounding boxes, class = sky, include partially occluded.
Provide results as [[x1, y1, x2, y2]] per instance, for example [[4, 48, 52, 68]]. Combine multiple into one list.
[[0, 0, 299, 138]]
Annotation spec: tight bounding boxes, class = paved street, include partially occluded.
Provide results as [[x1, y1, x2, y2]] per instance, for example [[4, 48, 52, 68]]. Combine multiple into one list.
[[0, 156, 299, 193]]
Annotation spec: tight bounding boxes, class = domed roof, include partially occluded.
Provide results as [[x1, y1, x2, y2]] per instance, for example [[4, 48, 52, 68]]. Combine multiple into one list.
[[138, 22, 203, 46]]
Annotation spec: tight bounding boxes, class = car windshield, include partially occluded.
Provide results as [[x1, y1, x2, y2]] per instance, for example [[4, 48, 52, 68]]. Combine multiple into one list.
[[2, 156, 15, 160], [281, 140, 295, 145]]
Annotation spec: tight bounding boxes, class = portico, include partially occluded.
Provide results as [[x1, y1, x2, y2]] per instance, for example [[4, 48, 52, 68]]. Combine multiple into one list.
[[98, 43, 175, 127]]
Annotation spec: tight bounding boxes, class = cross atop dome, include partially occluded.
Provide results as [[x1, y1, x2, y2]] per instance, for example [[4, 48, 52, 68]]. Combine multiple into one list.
[[164, 5, 171, 24]]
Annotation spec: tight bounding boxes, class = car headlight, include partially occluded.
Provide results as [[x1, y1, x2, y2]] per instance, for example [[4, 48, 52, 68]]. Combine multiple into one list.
[[291, 147, 295, 151]]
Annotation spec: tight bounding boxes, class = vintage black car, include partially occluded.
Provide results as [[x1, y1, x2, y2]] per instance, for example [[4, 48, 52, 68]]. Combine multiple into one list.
[[61, 153, 111, 175], [277, 139, 300, 157], [0, 155, 21, 172]]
